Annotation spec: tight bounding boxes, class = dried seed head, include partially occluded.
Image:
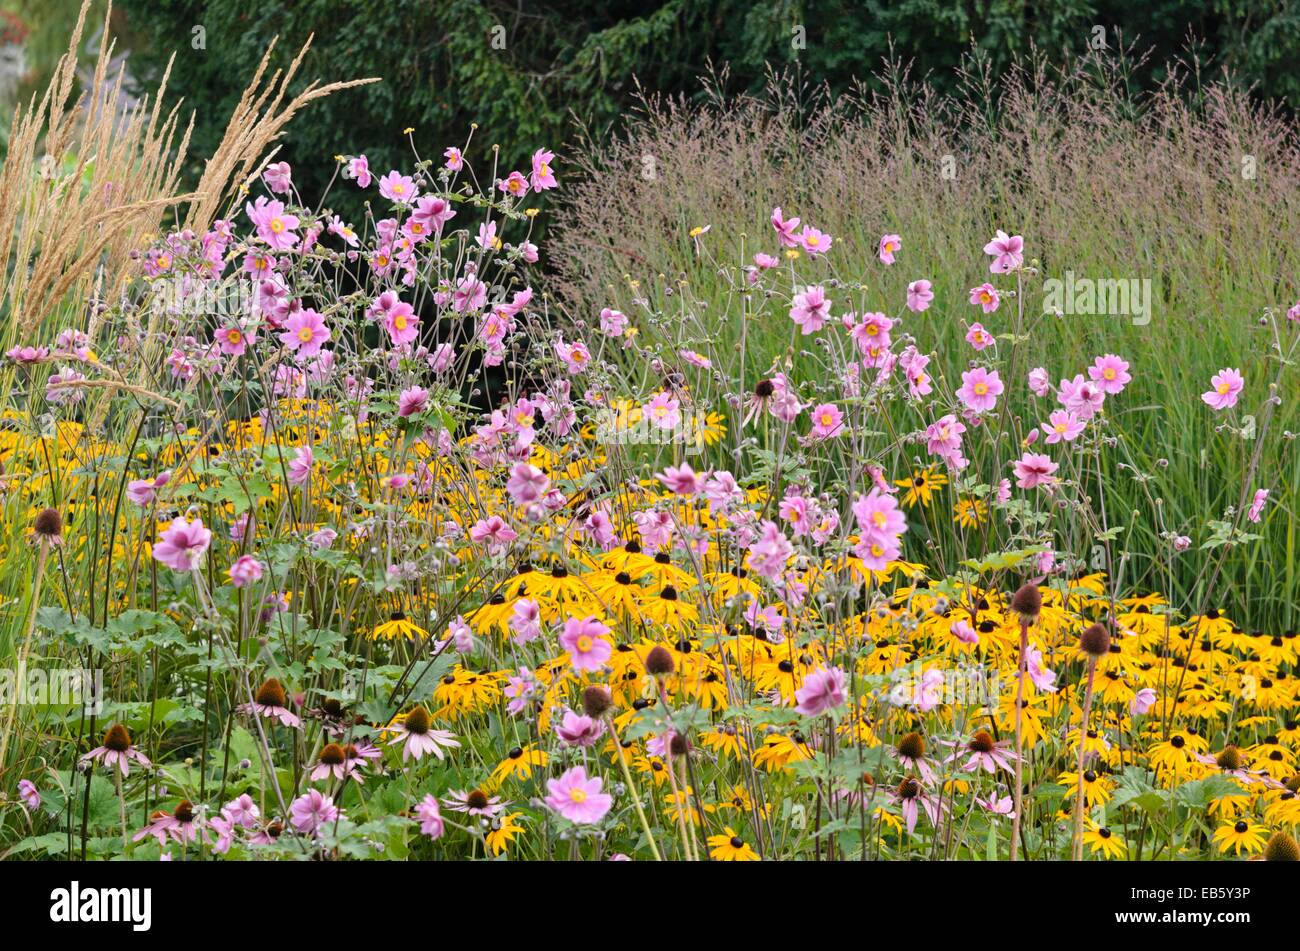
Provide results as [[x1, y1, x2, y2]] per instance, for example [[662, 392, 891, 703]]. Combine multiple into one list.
[[581, 685, 613, 718], [1079, 623, 1111, 657], [254, 678, 287, 708], [669, 732, 690, 756], [1264, 831, 1299, 862], [645, 645, 675, 676], [1010, 583, 1042, 621], [33, 507, 62, 537]]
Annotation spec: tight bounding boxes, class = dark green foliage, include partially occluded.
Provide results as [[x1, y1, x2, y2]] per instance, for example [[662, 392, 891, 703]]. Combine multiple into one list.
[[116, 0, 1300, 198]]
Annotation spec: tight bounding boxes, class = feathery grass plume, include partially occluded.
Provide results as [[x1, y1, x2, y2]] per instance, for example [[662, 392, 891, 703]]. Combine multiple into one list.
[[180, 35, 380, 234], [0, 0, 197, 341]]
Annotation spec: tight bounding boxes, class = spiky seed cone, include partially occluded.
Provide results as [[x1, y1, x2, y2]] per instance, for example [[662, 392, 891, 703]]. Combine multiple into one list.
[[254, 678, 287, 708], [1216, 746, 1242, 771], [1264, 831, 1299, 861], [645, 645, 675, 676], [669, 732, 690, 756], [1010, 583, 1042, 621], [319, 743, 346, 765], [33, 507, 62, 537], [403, 705, 431, 734], [581, 685, 613, 718], [173, 800, 194, 822], [103, 723, 132, 752], [897, 731, 926, 760], [1079, 623, 1111, 657]]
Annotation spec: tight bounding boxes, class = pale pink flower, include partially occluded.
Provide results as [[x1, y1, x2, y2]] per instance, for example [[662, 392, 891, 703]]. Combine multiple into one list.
[[957, 367, 1003, 413], [906, 279, 934, 312], [559, 616, 612, 672], [529, 148, 558, 191], [657, 462, 702, 495], [545, 765, 612, 824], [153, 517, 212, 572], [1248, 488, 1270, 523], [983, 230, 1024, 273], [643, 391, 681, 430], [808, 402, 844, 439], [1088, 354, 1131, 394], [289, 790, 339, 835], [397, 385, 429, 417], [1131, 687, 1158, 715], [1028, 367, 1051, 397], [506, 462, 549, 505], [378, 170, 418, 203], [1043, 409, 1085, 444], [126, 470, 171, 507], [281, 308, 330, 357], [877, 233, 901, 265], [1013, 452, 1059, 489], [415, 794, 445, 840], [770, 206, 801, 247], [790, 285, 831, 334], [794, 666, 847, 716], [797, 225, 832, 256], [1202, 367, 1244, 410], [556, 710, 606, 747], [969, 282, 1000, 313], [228, 555, 264, 588], [287, 445, 314, 487]]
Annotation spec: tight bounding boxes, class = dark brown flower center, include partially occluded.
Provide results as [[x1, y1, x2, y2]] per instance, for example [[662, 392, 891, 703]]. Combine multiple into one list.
[[173, 800, 194, 823], [103, 723, 132, 753], [968, 730, 995, 754], [320, 743, 346, 765], [897, 731, 925, 760], [255, 678, 287, 708], [1216, 746, 1242, 771], [404, 706, 431, 735], [467, 789, 489, 809]]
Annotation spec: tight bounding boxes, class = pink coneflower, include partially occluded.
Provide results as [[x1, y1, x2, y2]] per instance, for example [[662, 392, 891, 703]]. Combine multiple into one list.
[[957, 367, 1003, 413], [287, 445, 314, 487], [445, 787, 504, 818], [794, 666, 847, 716], [280, 308, 330, 357], [238, 678, 301, 728], [310, 742, 363, 784], [152, 516, 212, 572], [80, 724, 152, 776], [656, 462, 701, 496], [1202, 367, 1244, 410], [385, 706, 460, 762], [891, 777, 948, 834], [1012, 452, 1059, 489], [290, 789, 340, 835], [134, 800, 203, 846], [378, 170, 418, 203], [969, 282, 1000, 313], [544, 765, 613, 824], [1247, 488, 1270, 523], [126, 470, 171, 506], [983, 230, 1024, 273], [877, 233, 901, 265], [1088, 354, 1131, 394], [556, 709, 607, 747], [559, 616, 612, 672], [946, 730, 1017, 774], [901, 280, 933, 314], [789, 285, 831, 334]]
